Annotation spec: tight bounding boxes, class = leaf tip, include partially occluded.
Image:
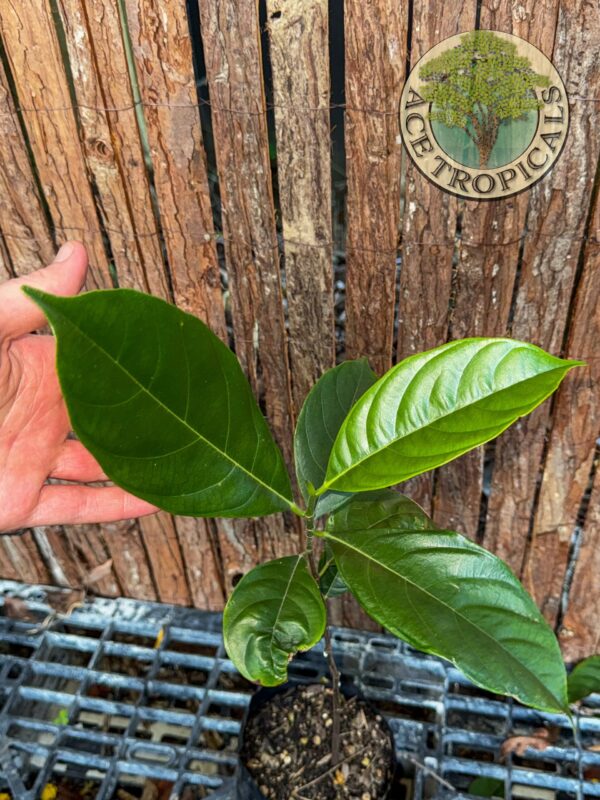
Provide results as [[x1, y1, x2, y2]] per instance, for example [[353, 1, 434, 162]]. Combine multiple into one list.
[[21, 285, 46, 302]]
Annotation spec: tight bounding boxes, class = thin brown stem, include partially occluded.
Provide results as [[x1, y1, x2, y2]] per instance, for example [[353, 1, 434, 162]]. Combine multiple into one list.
[[305, 511, 342, 766], [323, 623, 342, 764]]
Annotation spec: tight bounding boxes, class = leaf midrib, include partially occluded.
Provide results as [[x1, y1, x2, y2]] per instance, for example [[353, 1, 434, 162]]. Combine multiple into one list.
[[52, 301, 295, 512], [321, 361, 568, 492], [268, 555, 304, 673], [323, 529, 565, 710]]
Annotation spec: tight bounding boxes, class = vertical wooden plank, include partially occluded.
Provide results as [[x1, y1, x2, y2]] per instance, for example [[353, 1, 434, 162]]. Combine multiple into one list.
[[266, 0, 335, 412], [0, 2, 111, 288], [432, 1, 562, 540], [0, 60, 55, 272], [101, 519, 157, 601], [136, 512, 191, 606], [482, 0, 600, 573], [124, 0, 226, 336], [344, 0, 406, 376], [197, 0, 298, 569], [197, 0, 294, 453], [56, 0, 170, 297], [522, 182, 600, 623], [559, 464, 600, 662], [397, 2, 475, 515], [215, 519, 259, 594], [175, 517, 225, 609]]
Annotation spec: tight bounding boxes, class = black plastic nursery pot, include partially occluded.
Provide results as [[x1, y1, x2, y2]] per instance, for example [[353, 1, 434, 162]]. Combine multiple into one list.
[[1, 581, 600, 800], [235, 679, 397, 800]]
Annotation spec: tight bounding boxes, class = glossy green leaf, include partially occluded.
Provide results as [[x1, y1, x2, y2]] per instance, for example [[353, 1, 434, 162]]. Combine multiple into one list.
[[24, 288, 297, 518], [567, 655, 600, 703], [314, 490, 355, 518], [294, 359, 376, 502], [318, 338, 581, 494], [322, 491, 569, 713], [318, 545, 348, 599], [223, 555, 326, 685]]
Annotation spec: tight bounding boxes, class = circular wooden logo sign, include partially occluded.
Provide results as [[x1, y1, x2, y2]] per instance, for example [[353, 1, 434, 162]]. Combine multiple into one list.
[[399, 31, 569, 200]]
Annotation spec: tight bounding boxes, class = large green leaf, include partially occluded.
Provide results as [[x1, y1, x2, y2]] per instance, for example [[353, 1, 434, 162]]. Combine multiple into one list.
[[322, 491, 569, 713], [223, 555, 326, 685], [294, 359, 376, 503], [567, 655, 600, 702], [318, 338, 581, 494], [24, 288, 297, 517]]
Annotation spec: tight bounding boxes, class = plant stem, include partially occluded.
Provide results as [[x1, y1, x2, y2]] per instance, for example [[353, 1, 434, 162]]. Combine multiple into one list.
[[304, 495, 342, 765], [324, 623, 342, 764]]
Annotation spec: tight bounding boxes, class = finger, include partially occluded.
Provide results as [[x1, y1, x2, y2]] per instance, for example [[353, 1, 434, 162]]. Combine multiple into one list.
[[50, 439, 109, 483], [0, 241, 88, 339], [27, 484, 159, 527]]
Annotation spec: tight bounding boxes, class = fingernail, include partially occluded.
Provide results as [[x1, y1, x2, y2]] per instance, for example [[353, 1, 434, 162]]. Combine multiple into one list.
[[55, 242, 75, 263]]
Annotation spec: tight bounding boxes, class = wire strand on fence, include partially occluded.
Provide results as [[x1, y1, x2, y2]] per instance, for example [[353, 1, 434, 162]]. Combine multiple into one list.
[[0, 226, 596, 254], [0, 95, 598, 118]]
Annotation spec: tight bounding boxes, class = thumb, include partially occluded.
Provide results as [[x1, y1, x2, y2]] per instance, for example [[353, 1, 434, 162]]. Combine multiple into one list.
[[0, 241, 88, 339]]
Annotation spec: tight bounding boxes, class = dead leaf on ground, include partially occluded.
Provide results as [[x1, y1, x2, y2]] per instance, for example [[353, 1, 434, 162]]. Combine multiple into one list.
[[82, 558, 113, 588], [500, 727, 558, 758]]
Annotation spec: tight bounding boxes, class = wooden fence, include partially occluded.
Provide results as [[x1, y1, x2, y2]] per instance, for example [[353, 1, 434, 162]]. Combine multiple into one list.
[[0, 0, 598, 661]]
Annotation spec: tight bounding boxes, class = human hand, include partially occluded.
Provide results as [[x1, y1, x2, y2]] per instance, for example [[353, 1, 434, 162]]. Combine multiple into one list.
[[0, 242, 158, 532]]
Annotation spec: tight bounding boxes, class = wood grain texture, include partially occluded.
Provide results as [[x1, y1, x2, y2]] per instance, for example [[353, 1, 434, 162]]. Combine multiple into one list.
[[0, 532, 50, 584], [266, 0, 335, 413], [138, 512, 191, 606], [559, 460, 600, 662], [0, 236, 13, 280], [198, 0, 293, 451], [198, 0, 297, 563], [33, 523, 120, 596], [522, 177, 600, 623], [175, 517, 225, 609], [343, 0, 406, 376], [482, 0, 600, 573], [125, 0, 226, 337], [0, 59, 55, 272], [0, 0, 110, 288], [214, 518, 259, 597], [56, 0, 170, 297], [397, 1, 475, 516], [100, 519, 157, 601]]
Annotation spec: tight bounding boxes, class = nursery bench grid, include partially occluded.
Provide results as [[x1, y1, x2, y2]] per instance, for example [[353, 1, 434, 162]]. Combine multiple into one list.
[[0, 580, 599, 800]]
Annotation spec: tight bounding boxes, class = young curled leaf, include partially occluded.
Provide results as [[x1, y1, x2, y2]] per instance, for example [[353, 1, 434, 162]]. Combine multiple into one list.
[[223, 555, 326, 686]]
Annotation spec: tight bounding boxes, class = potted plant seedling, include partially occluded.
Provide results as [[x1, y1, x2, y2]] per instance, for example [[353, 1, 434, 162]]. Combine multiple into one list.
[[24, 285, 582, 799]]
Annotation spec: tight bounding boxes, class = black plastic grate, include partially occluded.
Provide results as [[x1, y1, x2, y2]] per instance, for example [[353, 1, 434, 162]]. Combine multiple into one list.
[[1, 580, 599, 799]]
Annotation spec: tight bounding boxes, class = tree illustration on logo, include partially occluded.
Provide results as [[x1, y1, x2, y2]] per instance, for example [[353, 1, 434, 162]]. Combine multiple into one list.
[[419, 31, 550, 168]]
